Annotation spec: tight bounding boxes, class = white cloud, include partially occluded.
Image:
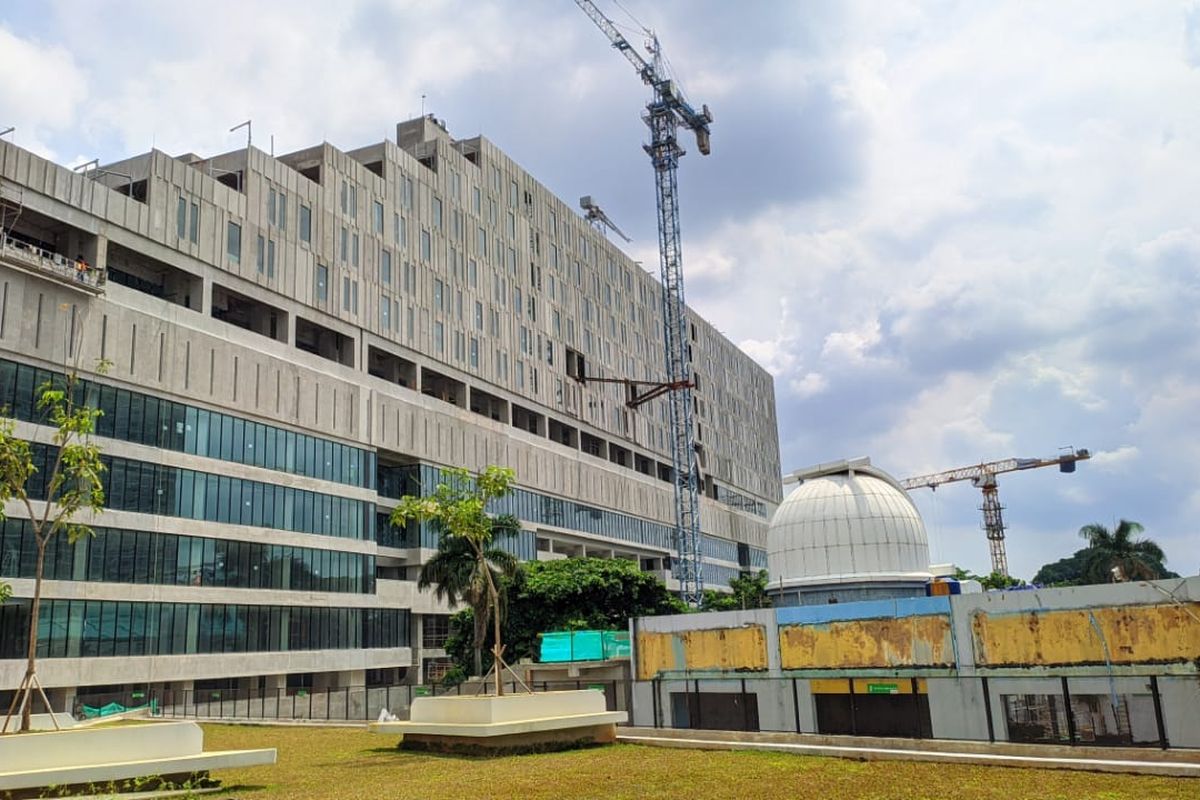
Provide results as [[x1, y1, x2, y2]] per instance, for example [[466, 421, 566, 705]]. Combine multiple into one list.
[[1089, 445, 1140, 471], [0, 26, 88, 160], [789, 372, 828, 399]]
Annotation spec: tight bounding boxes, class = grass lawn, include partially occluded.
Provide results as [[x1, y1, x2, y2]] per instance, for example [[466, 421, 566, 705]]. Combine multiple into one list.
[[200, 723, 1197, 800]]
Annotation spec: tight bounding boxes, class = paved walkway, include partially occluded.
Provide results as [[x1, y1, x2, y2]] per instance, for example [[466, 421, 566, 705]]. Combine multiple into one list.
[[617, 728, 1200, 777]]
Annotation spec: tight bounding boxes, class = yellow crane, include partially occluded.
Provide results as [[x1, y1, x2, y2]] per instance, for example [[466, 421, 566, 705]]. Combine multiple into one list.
[[900, 449, 1091, 576]]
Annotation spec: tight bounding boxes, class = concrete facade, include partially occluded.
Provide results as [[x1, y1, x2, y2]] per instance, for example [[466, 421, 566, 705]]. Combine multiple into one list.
[[0, 117, 780, 704], [630, 577, 1200, 747]]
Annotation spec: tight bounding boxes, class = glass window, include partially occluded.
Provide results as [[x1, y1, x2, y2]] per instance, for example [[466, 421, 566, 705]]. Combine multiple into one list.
[[177, 196, 187, 238], [373, 201, 384, 233], [278, 194, 287, 231], [226, 221, 241, 264], [381, 249, 392, 285], [316, 264, 329, 301], [256, 235, 265, 273], [421, 229, 431, 262], [189, 203, 199, 243], [300, 204, 312, 243]]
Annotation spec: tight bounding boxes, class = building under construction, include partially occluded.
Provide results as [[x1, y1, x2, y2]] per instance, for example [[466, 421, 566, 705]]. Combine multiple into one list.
[[0, 117, 781, 709]]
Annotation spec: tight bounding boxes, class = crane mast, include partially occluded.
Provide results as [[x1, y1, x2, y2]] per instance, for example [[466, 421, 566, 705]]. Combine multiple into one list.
[[901, 449, 1091, 576], [575, 0, 713, 606]]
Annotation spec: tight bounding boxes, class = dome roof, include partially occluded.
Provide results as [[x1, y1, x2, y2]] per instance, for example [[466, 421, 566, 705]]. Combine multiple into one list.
[[768, 457, 931, 590]]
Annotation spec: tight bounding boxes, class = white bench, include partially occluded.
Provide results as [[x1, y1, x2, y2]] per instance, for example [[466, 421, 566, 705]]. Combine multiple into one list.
[[0, 720, 276, 793], [371, 690, 626, 752]]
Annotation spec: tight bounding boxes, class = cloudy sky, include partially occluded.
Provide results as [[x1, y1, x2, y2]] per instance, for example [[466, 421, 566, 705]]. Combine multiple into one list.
[[2, 1, 1197, 580]]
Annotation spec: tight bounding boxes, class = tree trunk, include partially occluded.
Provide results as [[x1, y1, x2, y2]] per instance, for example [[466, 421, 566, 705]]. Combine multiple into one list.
[[20, 536, 47, 732], [482, 567, 503, 697], [473, 602, 488, 677]]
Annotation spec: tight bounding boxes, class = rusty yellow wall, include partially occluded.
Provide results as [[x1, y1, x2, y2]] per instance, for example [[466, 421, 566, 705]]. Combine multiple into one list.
[[779, 615, 954, 670], [972, 603, 1200, 667], [636, 626, 768, 679]]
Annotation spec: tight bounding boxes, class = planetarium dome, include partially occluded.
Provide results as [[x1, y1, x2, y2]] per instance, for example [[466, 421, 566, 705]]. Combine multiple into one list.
[[768, 457, 932, 606]]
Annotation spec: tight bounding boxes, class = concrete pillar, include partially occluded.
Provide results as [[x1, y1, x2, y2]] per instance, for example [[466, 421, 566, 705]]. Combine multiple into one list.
[[337, 670, 366, 688], [92, 234, 108, 272], [201, 278, 213, 315]]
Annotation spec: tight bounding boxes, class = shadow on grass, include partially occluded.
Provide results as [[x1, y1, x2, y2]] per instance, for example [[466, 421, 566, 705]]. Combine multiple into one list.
[[361, 745, 496, 762], [215, 783, 270, 795]]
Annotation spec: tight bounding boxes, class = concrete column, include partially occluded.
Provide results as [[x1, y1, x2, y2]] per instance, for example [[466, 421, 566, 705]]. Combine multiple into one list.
[[201, 278, 213, 316], [92, 234, 108, 272], [337, 670, 366, 688]]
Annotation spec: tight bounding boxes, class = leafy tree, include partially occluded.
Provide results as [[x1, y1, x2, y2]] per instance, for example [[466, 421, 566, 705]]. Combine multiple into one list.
[[446, 557, 686, 673], [953, 567, 1026, 591], [392, 465, 520, 695], [0, 370, 106, 732], [417, 524, 520, 677], [1032, 525, 1179, 586], [1032, 548, 1092, 586], [509, 558, 686, 661], [701, 569, 772, 611], [1079, 519, 1173, 583]]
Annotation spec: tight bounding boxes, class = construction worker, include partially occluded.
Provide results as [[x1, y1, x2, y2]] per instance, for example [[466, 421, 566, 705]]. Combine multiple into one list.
[[75, 254, 88, 282]]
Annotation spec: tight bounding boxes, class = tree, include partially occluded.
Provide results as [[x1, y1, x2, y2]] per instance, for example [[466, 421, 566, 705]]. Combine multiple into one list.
[[953, 567, 1026, 591], [0, 370, 106, 732], [417, 523, 520, 677], [1078, 519, 1172, 583], [701, 569, 772, 611], [446, 557, 686, 673], [392, 465, 519, 696], [1032, 548, 1092, 587]]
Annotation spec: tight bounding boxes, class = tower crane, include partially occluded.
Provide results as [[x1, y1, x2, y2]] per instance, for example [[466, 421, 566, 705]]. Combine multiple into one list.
[[575, 0, 713, 606], [900, 449, 1091, 577]]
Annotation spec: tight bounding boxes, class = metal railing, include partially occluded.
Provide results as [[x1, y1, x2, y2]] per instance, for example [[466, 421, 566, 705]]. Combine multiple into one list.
[[1, 233, 106, 290], [636, 675, 1179, 750], [72, 674, 1184, 750], [74, 679, 633, 724]]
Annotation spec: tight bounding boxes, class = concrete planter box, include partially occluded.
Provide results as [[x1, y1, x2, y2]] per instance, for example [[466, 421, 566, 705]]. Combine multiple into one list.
[[0, 720, 276, 795], [371, 689, 626, 754]]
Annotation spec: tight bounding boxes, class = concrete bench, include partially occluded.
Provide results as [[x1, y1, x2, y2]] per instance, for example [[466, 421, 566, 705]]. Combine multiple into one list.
[[371, 689, 627, 753], [0, 720, 276, 793]]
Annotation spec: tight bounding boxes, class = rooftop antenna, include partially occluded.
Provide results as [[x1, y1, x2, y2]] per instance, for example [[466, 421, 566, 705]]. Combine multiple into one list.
[[421, 94, 426, 117], [230, 119, 251, 150], [579, 196, 632, 243]]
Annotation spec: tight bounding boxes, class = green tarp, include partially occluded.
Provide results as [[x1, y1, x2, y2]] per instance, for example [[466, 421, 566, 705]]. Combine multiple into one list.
[[81, 699, 156, 718], [538, 630, 631, 662]]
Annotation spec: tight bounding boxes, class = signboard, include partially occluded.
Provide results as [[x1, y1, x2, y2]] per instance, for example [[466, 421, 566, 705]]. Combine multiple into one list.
[[866, 683, 899, 695]]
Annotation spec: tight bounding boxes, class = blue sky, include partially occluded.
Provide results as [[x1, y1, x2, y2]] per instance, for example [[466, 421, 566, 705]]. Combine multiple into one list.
[[2, 1, 1197, 580]]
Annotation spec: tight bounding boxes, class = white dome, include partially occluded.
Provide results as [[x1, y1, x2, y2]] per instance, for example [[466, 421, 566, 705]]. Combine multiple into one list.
[[769, 458, 931, 590]]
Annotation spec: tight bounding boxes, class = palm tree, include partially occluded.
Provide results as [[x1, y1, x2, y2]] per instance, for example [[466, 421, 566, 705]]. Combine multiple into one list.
[[1079, 520, 1168, 583], [417, 514, 521, 676]]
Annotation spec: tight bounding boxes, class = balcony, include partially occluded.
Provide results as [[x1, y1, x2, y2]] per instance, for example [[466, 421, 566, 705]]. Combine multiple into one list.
[[1, 232, 105, 295]]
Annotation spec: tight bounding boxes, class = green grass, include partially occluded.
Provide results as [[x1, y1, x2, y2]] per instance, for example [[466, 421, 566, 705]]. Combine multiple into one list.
[[201, 723, 1197, 800]]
